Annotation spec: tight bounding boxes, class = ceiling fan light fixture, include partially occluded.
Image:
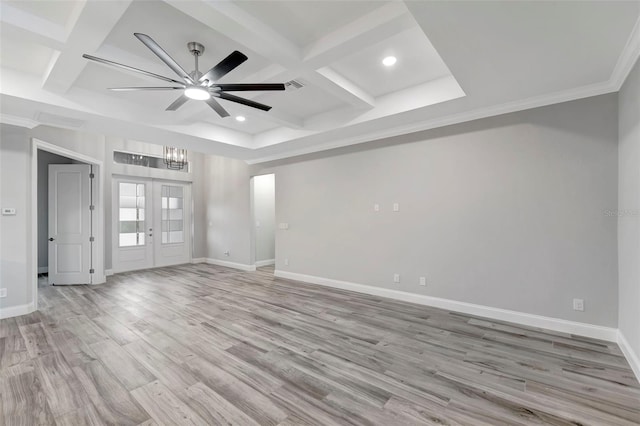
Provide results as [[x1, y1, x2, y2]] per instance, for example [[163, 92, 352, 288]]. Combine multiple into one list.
[[184, 86, 210, 100], [382, 56, 397, 67], [235, 116, 246, 122]]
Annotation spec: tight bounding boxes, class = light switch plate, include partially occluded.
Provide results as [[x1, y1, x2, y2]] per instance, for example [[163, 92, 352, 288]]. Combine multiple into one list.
[[393, 203, 399, 212], [1, 208, 16, 216]]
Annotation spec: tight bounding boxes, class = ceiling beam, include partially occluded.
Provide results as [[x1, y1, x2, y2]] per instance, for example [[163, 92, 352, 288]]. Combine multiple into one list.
[[307, 68, 375, 109], [302, 2, 415, 69], [41, 0, 133, 93], [0, 2, 67, 50], [164, 0, 301, 67]]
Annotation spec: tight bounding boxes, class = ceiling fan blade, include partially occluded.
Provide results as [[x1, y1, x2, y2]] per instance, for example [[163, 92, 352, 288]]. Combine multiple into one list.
[[166, 95, 189, 111], [108, 86, 184, 91], [134, 33, 194, 84], [82, 54, 183, 85], [199, 51, 248, 84], [205, 97, 230, 117], [212, 83, 285, 92], [215, 92, 272, 111]]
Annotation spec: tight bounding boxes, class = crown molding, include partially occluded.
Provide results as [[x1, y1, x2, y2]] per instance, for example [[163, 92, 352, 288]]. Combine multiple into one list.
[[611, 14, 640, 90], [246, 79, 616, 164], [0, 113, 39, 129]]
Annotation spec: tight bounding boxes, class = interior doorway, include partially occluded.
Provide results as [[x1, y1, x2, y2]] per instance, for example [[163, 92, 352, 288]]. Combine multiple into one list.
[[251, 174, 276, 269], [32, 139, 106, 309], [112, 177, 192, 273]]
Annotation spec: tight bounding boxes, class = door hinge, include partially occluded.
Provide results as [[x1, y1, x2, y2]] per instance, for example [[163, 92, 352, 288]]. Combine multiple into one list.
[[89, 236, 95, 242], [89, 205, 95, 211], [89, 268, 95, 274], [89, 173, 95, 179]]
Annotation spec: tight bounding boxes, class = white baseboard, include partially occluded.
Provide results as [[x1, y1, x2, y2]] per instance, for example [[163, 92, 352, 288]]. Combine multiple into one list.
[[255, 259, 275, 267], [618, 331, 640, 382], [191, 258, 207, 264], [38, 267, 48, 274], [105, 269, 114, 276], [0, 302, 35, 319], [274, 270, 619, 342], [206, 258, 256, 272]]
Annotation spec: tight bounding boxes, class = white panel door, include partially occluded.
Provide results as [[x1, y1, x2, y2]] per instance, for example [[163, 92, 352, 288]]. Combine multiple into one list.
[[113, 179, 153, 272], [153, 182, 191, 267], [48, 164, 92, 285]]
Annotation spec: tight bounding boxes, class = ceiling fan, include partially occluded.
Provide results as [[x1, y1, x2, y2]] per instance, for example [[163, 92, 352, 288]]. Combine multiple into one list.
[[82, 33, 285, 117]]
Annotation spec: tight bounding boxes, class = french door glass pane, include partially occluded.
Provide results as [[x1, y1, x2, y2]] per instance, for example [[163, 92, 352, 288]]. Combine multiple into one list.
[[119, 182, 145, 247], [161, 184, 184, 244]]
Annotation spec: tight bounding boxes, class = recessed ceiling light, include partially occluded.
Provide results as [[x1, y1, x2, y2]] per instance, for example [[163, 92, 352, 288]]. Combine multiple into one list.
[[235, 116, 246, 122], [184, 86, 210, 100], [382, 56, 397, 67]]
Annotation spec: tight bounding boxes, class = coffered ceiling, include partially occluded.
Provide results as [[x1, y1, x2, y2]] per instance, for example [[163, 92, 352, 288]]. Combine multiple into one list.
[[1, 1, 638, 162]]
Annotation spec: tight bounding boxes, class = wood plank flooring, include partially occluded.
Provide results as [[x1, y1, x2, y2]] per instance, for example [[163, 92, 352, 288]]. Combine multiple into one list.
[[1, 264, 639, 425]]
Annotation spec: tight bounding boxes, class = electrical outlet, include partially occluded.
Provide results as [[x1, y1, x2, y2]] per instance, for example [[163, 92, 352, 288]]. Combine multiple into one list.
[[0, 288, 7, 298], [393, 203, 400, 212], [284, 258, 289, 266], [374, 203, 380, 212], [223, 250, 230, 257], [573, 298, 584, 311], [419, 277, 426, 286], [393, 273, 400, 283]]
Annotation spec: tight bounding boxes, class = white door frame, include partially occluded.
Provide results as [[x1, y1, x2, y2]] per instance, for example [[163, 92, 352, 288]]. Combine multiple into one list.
[[31, 138, 105, 310]]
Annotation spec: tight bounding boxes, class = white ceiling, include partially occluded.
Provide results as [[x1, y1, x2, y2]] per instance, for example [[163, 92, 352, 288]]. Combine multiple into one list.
[[0, 1, 638, 163]]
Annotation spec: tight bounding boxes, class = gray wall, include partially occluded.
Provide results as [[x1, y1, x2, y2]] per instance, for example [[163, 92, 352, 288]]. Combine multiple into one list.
[[253, 174, 276, 262], [258, 94, 619, 326], [0, 125, 32, 312], [37, 151, 76, 271], [618, 59, 640, 356], [204, 155, 252, 265]]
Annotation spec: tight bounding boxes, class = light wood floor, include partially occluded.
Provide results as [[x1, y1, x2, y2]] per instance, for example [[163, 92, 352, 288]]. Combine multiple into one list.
[[1, 264, 639, 425]]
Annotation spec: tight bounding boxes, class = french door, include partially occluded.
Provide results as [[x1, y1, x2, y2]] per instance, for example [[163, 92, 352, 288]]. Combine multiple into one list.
[[112, 178, 191, 273]]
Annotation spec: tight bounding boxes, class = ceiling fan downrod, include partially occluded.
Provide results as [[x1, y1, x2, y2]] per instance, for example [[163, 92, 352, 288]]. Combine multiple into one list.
[[187, 42, 205, 80]]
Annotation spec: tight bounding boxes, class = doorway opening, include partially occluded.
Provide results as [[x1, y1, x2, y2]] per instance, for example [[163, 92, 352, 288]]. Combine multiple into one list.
[[32, 139, 105, 311], [251, 174, 275, 272]]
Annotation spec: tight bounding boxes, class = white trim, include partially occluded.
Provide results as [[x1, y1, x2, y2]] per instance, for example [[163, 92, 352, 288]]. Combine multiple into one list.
[[206, 258, 256, 272], [191, 258, 206, 264], [105, 269, 114, 276], [611, 14, 640, 90], [255, 259, 275, 267], [38, 267, 48, 274], [274, 270, 618, 342], [0, 302, 35, 319], [0, 113, 39, 129], [618, 331, 640, 383]]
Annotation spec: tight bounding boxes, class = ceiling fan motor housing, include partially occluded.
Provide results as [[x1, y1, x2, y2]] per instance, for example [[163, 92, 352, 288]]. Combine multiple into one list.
[[187, 42, 204, 56]]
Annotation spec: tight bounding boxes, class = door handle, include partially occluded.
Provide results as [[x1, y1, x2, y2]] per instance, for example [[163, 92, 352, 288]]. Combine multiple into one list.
[[48, 237, 55, 241]]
